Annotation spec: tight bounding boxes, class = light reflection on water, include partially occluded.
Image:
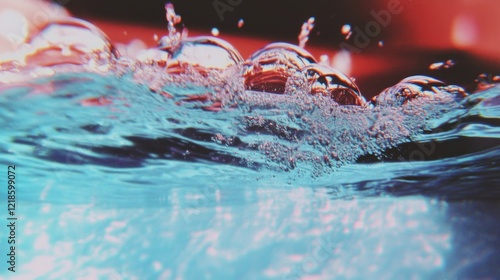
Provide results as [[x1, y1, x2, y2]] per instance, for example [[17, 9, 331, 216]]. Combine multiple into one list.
[[0, 71, 499, 279], [13, 188, 500, 279], [17, 195, 452, 279]]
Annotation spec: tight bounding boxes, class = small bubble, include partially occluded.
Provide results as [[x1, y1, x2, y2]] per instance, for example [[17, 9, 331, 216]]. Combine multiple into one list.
[[211, 28, 220, 37], [238, 19, 244, 28], [378, 41, 384, 47]]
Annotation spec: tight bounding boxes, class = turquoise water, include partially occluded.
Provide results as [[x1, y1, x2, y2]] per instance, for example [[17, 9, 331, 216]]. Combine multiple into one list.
[[0, 70, 499, 279]]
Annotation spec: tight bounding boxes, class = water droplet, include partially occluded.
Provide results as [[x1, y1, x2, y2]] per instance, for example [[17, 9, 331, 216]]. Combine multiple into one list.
[[341, 24, 351, 35], [165, 2, 182, 35], [238, 19, 245, 28], [211, 28, 220, 37], [298, 17, 315, 49], [136, 48, 169, 67], [341, 24, 353, 40], [429, 62, 444, 70], [243, 43, 316, 93], [370, 75, 466, 106], [302, 64, 365, 105], [24, 18, 119, 70], [158, 3, 185, 52], [166, 36, 243, 74], [429, 59, 455, 70]]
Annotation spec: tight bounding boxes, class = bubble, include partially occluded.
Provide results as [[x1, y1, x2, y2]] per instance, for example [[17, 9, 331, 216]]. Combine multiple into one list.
[[24, 18, 119, 70], [370, 75, 466, 106], [301, 64, 365, 106], [429, 62, 445, 70], [166, 36, 243, 74], [211, 28, 220, 37], [243, 43, 316, 93], [378, 41, 384, 47], [238, 19, 245, 29]]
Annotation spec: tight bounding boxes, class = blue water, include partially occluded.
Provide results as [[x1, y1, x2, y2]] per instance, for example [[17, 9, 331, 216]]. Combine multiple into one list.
[[0, 70, 499, 279]]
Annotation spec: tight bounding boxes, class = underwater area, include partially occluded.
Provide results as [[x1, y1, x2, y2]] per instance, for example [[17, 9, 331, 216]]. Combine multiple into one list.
[[0, 0, 499, 279]]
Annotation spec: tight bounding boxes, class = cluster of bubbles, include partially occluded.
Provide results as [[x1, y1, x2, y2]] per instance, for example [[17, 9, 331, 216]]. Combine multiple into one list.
[[0, 3, 473, 108]]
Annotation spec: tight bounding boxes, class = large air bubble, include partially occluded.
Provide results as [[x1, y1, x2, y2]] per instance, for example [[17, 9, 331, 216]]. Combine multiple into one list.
[[370, 75, 467, 107], [301, 64, 365, 106], [243, 43, 316, 93], [24, 18, 119, 71], [165, 36, 243, 74]]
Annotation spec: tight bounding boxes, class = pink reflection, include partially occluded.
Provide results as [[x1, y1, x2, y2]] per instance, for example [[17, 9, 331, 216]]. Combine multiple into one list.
[[452, 14, 478, 48]]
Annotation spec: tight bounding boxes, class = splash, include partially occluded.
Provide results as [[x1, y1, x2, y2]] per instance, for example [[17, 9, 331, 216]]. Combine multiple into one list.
[[298, 17, 315, 49], [0, 2, 491, 175]]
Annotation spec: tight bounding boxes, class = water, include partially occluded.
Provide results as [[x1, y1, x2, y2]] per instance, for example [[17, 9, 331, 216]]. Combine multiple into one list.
[[1, 3, 500, 280]]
